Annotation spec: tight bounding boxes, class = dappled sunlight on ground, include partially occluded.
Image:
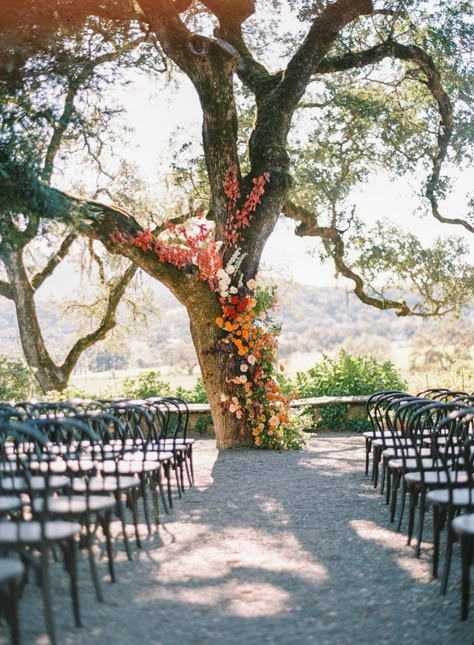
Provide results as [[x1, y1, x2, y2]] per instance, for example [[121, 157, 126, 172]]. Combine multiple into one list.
[[350, 519, 432, 583], [148, 525, 328, 584], [138, 580, 290, 618]]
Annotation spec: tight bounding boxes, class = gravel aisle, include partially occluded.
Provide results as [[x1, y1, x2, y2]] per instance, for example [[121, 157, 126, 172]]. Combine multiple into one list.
[[2, 435, 473, 644]]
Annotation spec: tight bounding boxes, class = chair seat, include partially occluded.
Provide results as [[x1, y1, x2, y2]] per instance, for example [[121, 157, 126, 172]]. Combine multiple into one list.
[[452, 513, 474, 536], [405, 470, 468, 486], [32, 495, 115, 515], [0, 519, 81, 543], [363, 430, 385, 439], [427, 487, 474, 507], [71, 475, 139, 493], [0, 495, 22, 514], [0, 475, 70, 493], [98, 460, 160, 475], [388, 457, 444, 471], [0, 557, 25, 583]]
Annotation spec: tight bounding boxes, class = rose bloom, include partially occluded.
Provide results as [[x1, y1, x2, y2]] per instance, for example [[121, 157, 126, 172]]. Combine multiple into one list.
[[247, 278, 257, 289], [239, 375, 248, 383], [229, 286, 238, 294], [240, 363, 248, 372], [247, 354, 256, 365]]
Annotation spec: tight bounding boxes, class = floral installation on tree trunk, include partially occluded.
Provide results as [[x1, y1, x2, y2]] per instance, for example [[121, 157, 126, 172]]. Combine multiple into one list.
[[112, 166, 305, 450]]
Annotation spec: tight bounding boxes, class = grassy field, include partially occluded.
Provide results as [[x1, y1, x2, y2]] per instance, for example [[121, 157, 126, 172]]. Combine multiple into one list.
[[70, 340, 474, 399], [71, 366, 199, 397]]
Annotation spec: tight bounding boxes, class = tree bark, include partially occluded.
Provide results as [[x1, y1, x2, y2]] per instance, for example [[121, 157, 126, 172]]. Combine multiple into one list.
[[184, 285, 252, 448], [2, 244, 67, 392]]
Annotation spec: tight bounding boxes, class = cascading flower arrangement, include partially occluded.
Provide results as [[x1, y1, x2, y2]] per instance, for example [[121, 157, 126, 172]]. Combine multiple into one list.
[[216, 281, 302, 449], [111, 165, 304, 449]]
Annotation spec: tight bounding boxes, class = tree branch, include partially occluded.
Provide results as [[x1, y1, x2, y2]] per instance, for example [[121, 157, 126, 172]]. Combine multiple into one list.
[[317, 40, 473, 235], [30, 232, 78, 292], [0, 280, 12, 300], [61, 261, 138, 379], [283, 199, 423, 317], [274, 0, 373, 114]]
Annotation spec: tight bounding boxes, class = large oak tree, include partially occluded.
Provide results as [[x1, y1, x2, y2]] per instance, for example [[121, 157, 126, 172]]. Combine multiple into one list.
[[1, 0, 473, 447]]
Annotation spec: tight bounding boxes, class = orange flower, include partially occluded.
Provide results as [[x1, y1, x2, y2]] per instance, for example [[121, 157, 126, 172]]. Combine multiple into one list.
[[216, 317, 224, 327], [255, 436, 263, 446]]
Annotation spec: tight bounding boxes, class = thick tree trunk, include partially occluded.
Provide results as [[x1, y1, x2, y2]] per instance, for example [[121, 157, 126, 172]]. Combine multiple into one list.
[[2, 245, 68, 393], [184, 283, 253, 449]]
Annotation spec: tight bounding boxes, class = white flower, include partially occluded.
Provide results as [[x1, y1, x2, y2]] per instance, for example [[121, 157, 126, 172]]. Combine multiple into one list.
[[239, 375, 247, 383], [240, 364, 248, 373], [247, 278, 257, 290], [226, 264, 235, 274], [247, 355, 256, 365], [229, 286, 238, 294], [220, 393, 228, 402]]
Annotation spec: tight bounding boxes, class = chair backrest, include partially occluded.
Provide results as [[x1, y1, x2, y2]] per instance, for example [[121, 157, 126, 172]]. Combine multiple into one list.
[[430, 407, 474, 498], [371, 392, 413, 443]]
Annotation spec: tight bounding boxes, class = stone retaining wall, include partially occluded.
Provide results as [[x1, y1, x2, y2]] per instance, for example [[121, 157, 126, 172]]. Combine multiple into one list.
[[186, 395, 371, 435]]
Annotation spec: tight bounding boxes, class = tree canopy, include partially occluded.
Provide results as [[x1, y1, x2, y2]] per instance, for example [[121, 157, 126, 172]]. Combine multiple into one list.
[[1, 0, 473, 447]]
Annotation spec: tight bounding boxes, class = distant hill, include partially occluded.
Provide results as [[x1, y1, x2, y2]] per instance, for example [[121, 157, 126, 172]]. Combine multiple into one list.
[[0, 280, 422, 376]]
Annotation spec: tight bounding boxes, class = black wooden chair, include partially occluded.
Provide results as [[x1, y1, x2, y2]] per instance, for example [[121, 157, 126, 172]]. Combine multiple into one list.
[[0, 422, 82, 645], [0, 557, 25, 645], [451, 511, 474, 620]]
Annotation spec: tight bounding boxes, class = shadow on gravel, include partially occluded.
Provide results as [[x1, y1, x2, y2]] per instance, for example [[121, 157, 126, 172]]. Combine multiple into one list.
[[3, 436, 473, 645]]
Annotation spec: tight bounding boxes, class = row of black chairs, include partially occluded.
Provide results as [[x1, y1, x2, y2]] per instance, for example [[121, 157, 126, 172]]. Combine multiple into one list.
[[0, 395, 194, 644], [363, 388, 474, 620]]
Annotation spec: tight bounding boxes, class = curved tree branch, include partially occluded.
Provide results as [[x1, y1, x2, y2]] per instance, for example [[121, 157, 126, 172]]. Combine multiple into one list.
[[317, 40, 473, 235], [60, 261, 138, 380], [283, 199, 423, 317], [30, 232, 78, 292], [274, 0, 373, 115]]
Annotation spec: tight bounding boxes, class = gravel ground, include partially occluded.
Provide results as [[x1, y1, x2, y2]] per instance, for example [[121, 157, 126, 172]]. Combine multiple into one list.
[[1, 434, 473, 645]]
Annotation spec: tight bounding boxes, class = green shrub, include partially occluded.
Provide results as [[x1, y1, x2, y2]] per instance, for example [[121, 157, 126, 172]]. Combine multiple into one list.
[[122, 370, 172, 399], [292, 349, 407, 432], [175, 377, 208, 403], [0, 355, 35, 401]]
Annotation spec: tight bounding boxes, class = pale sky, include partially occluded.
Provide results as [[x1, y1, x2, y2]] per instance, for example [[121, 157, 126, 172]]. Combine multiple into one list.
[[107, 71, 473, 289]]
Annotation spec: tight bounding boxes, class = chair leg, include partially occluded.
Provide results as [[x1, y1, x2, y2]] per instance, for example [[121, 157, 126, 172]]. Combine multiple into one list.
[[390, 470, 400, 523], [140, 474, 152, 535], [373, 446, 381, 489], [101, 510, 116, 583], [85, 522, 103, 602], [397, 478, 407, 532], [385, 463, 391, 505], [407, 486, 419, 546], [415, 487, 426, 558], [157, 469, 170, 515], [365, 438, 371, 476], [129, 489, 142, 549], [460, 534, 474, 620], [116, 492, 133, 561], [7, 578, 21, 645], [441, 507, 456, 595], [186, 446, 194, 486], [40, 545, 57, 645], [380, 457, 386, 495], [432, 504, 441, 579], [64, 538, 81, 628]]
